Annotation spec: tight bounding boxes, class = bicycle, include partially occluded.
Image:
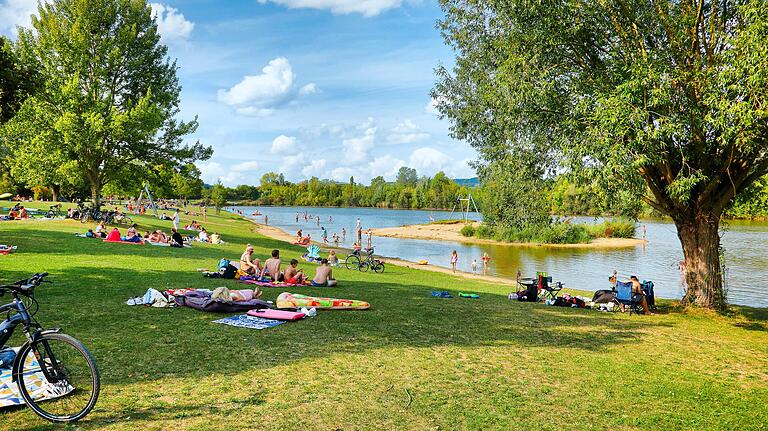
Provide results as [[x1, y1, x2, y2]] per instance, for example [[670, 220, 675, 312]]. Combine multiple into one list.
[[0, 273, 100, 422], [345, 248, 385, 273], [45, 204, 63, 219]]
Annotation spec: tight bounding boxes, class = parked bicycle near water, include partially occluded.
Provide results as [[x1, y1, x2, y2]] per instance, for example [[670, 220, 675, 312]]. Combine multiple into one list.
[[0, 273, 100, 422], [345, 248, 385, 273]]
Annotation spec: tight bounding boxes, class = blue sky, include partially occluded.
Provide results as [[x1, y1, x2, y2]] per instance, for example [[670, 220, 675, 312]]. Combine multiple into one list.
[[1, 0, 477, 186]]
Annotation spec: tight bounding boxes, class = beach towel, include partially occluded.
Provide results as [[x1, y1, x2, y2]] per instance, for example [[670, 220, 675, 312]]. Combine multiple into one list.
[[103, 239, 145, 245], [238, 279, 309, 288], [0, 245, 16, 255], [247, 308, 306, 321], [1, 349, 75, 408], [276, 292, 370, 310], [212, 315, 285, 330]]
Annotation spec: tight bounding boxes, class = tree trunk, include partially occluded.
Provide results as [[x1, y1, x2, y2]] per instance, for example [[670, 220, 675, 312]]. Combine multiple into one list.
[[675, 214, 726, 310], [50, 184, 60, 202], [90, 182, 101, 210]]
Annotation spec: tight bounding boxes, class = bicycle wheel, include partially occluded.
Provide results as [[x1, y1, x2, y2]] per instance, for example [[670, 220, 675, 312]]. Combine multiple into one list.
[[16, 332, 100, 423], [373, 262, 385, 274], [359, 261, 370, 272], [345, 255, 361, 270], [80, 213, 90, 224]]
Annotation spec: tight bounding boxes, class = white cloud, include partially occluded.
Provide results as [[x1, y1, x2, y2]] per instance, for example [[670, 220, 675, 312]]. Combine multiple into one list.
[[271, 135, 298, 154], [150, 3, 194, 43], [257, 0, 401, 17], [342, 126, 376, 164], [299, 83, 318, 96], [387, 119, 429, 144], [197, 160, 245, 186], [232, 161, 260, 172], [0, 0, 38, 35], [302, 158, 327, 177], [217, 57, 317, 116], [408, 147, 473, 178]]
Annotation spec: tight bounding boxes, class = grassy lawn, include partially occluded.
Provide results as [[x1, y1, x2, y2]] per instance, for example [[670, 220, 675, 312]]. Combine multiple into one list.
[[0, 206, 766, 430]]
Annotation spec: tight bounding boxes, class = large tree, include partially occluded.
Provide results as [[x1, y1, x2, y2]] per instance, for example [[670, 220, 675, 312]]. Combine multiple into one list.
[[8, 0, 210, 207], [435, 0, 768, 309]]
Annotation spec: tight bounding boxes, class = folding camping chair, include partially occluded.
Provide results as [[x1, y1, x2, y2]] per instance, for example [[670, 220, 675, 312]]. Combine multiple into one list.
[[537, 272, 563, 301], [615, 281, 643, 315]]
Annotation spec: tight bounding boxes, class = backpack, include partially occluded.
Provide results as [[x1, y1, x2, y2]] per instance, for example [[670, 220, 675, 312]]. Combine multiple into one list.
[[220, 264, 238, 279], [218, 259, 230, 271]]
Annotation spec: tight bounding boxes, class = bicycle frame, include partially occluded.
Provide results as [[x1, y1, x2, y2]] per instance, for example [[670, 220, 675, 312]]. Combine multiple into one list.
[[0, 298, 32, 348]]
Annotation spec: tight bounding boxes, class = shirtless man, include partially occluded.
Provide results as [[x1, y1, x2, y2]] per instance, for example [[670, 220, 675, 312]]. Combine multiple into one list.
[[311, 258, 337, 287], [284, 259, 306, 284], [240, 244, 262, 275], [260, 249, 282, 281], [629, 275, 652, 315]]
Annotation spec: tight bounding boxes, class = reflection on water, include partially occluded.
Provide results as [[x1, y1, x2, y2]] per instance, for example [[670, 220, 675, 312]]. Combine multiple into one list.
[[233, 206, 766, 307]]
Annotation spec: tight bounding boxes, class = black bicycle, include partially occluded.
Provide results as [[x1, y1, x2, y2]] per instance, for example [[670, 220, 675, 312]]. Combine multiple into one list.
[[344, 248, 385, 273], [45, 204, 63, 219], [0, 273, 100, 422]]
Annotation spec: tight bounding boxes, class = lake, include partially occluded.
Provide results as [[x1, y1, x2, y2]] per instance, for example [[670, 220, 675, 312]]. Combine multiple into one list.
[[232, 206, 767, 307]]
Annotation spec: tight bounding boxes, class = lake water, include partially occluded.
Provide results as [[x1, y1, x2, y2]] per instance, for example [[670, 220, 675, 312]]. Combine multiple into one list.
[[232, 206, 767, 308]]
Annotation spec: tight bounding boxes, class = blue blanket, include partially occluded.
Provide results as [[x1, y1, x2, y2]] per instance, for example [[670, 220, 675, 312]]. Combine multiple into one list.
[[211, 315, 285, 330]]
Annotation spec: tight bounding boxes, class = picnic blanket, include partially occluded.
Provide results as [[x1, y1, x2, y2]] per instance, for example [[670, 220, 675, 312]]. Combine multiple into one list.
[[1, 349, 75, 408], [238, 279, 309, 288], [276, 292, 370, 310], [212, 315, 285, 330], [103, 239, 144, 245]]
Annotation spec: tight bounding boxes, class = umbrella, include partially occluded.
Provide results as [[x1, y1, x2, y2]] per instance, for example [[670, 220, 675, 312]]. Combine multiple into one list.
[[0, 193, 12, 199]]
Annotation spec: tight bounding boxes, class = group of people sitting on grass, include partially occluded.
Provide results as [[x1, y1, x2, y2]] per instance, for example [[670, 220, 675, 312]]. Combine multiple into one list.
[[83, 222, 223, 246], [3, 204, 28, 220], [240, 245, 337, 287]]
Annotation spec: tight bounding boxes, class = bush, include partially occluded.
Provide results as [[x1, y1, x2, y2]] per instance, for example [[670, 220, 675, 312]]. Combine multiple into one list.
[[459, 224, 476, 237], [586, 219, 636, 239]]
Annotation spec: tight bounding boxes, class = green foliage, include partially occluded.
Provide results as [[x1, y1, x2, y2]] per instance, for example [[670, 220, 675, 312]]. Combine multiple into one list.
[[585, 220, 637, 239], [7, 0, 211, 207], [459, 224, 475, 237], [238, 170, 471, 210], [396, 166, 418, 185], [210, 182, 227, 213]]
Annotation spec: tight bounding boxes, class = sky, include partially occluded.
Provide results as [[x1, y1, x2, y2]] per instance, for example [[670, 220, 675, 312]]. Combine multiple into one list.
[[0, 0, 477, 186]]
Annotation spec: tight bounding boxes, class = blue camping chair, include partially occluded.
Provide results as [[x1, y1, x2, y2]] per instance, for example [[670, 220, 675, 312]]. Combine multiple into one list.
[[615, 281, 644, 315]]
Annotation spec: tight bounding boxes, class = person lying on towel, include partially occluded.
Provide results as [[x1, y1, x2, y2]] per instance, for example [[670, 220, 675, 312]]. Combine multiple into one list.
[[312, 258, 337, 287], [284, 259, 306, 284], [211, 286, 262, 302]]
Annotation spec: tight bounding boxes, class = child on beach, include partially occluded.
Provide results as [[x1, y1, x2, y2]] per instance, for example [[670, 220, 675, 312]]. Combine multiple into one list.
[[284, 259, 306, 284], [450, 250, 458, 273], [328, 250, 339, 266], [471, 259, 478, 273]]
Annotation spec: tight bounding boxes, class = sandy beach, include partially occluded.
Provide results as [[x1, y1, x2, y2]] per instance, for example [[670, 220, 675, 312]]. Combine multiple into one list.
[[370, 222, 647, 249]]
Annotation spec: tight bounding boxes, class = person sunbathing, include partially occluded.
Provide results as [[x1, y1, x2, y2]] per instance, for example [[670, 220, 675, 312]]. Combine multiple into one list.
[[211, 286, 262, 302], [328, 250, 339, 266], [18, 207, 28, 219], [260, 249, 282, 281], [7, 208, 18, 220], [311, 258, 337, 287], [240, 244, 262, 274], [284, 259, 306, 284], [170, 228, 184, 247], [198, 228, 209, 242], [95, 221, 107, 238], [210, 232, 222, 244]]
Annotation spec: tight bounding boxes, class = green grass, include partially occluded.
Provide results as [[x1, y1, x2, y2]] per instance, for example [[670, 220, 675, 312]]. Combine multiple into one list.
[[0, 206, 766, 430]]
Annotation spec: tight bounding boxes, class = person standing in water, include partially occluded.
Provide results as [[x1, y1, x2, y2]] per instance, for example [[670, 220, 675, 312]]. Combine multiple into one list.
[[366, 229, 373, 250], [296, 212, 299, 223], [316, 215, 320, 226], [450, 250, 458, 273], [341, 227, 346, 242]]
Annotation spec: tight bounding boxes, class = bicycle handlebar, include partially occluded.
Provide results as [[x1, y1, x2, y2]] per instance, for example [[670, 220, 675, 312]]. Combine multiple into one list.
[[0, 272, 50, 294]]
